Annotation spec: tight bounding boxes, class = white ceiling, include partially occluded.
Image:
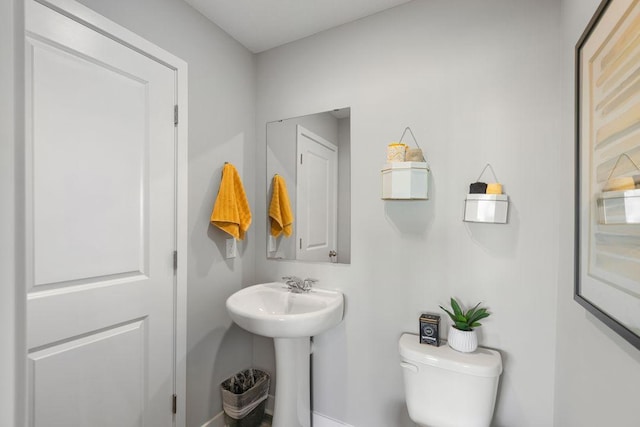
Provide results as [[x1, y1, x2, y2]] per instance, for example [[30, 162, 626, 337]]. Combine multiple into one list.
[[183, 0, 413, 53]]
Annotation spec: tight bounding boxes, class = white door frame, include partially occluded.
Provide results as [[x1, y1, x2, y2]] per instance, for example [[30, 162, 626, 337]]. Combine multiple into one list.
[[2, 1, 22, 426], [20, 0, 188, 425]]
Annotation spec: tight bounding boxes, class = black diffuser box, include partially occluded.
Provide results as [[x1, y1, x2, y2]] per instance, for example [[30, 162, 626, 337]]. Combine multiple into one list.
[[419, 313, 440, 346]]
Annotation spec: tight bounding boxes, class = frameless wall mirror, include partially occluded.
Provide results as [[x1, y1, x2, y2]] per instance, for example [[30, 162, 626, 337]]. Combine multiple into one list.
[[266, 108, 351, 264]]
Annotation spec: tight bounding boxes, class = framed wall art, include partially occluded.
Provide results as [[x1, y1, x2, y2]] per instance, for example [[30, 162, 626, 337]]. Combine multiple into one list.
[[575, 0, 640, 350]]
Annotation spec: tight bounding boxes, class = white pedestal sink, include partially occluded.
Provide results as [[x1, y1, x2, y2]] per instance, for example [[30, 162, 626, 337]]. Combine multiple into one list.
[[226, 282, 344, 427]]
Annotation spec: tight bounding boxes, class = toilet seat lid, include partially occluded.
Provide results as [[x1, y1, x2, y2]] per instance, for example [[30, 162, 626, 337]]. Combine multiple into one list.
[[399, 333, 503, 377]]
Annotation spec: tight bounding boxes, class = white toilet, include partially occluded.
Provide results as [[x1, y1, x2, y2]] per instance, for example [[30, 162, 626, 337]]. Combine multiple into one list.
[[399, 333, 502, 427]]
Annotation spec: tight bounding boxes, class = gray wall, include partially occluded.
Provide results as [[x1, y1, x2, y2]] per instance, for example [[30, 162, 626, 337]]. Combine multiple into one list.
[[72, 1, 257, 425], [255, 0, 562, 425], [553, 0, 640, 425]]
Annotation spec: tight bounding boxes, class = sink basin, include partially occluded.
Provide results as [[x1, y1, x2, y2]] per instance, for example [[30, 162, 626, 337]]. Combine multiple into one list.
[[226, 282, 344, 338]]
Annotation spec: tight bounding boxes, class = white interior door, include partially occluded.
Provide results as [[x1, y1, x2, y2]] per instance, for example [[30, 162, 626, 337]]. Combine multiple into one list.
[[25, 2, 179, 426], [296, 125, 338, 262]]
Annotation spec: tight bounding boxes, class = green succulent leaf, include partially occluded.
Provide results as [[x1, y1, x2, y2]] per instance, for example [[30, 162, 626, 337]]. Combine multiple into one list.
[[454, 321, 472, 331], [450, 298, 463, 317], [469, 312, 490, 324], [441, 298, 491, 332], [439, 306, 456, 322], [465, 302, 482, 319]]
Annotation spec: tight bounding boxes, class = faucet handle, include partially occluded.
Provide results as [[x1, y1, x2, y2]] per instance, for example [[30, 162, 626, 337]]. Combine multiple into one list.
[[302, 278, 318, 289], [282, 276, 302, 289]]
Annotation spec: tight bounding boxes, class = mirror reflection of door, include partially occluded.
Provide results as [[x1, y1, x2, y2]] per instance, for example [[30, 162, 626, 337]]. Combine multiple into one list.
[[266, 108, 350, 263], [296, 125, 338, 262]]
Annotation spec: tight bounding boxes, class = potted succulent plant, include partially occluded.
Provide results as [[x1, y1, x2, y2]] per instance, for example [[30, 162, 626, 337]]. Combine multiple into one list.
[[439, 297, 491, 353]]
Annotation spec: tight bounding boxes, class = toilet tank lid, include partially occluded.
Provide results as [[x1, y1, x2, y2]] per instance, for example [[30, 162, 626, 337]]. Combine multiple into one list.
[[399, 333, 503, 377]]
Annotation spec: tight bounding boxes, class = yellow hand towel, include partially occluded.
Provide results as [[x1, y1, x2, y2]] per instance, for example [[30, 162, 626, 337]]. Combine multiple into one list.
[[210, 163, 252, 240], [269, 174, 294, 237]]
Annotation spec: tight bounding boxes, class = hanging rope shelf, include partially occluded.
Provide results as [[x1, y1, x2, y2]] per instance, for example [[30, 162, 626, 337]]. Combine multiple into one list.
[[463, 163, 509, 224], [381, 127, 430, 200]]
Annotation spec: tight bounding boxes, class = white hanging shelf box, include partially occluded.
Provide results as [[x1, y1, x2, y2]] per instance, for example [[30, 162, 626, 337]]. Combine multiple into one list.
[[597, 189, 640, 224], [464, 194, 509, 224], [381, 161, 429, 200]]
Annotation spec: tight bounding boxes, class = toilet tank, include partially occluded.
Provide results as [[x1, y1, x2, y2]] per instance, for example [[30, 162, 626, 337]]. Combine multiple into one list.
[[399, 333, 502, 427]]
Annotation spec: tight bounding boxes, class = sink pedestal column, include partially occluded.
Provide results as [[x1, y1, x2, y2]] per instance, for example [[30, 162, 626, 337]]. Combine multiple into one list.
[[272, 337, 311, 427]]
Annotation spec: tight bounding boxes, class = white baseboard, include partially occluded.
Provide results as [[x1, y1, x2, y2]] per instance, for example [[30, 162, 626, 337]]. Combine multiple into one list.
[[312, 412, 354, 427], [200, 396, 352, 427], [200, 412, 222, 427]]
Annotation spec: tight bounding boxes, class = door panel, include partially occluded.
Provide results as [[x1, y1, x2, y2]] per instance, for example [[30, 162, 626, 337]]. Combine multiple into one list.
[[31, 38, 147, 288], [25, 2, 176, 426], [29, 320, 146, 427], [306, 150, 330, 247]]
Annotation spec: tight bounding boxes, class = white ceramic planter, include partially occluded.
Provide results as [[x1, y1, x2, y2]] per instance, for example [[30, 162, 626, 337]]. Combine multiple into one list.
[[447, 326, 478, 353]]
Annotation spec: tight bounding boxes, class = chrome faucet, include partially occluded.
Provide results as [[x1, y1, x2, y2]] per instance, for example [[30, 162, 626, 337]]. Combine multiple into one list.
[[282, 276, 317, 293]]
